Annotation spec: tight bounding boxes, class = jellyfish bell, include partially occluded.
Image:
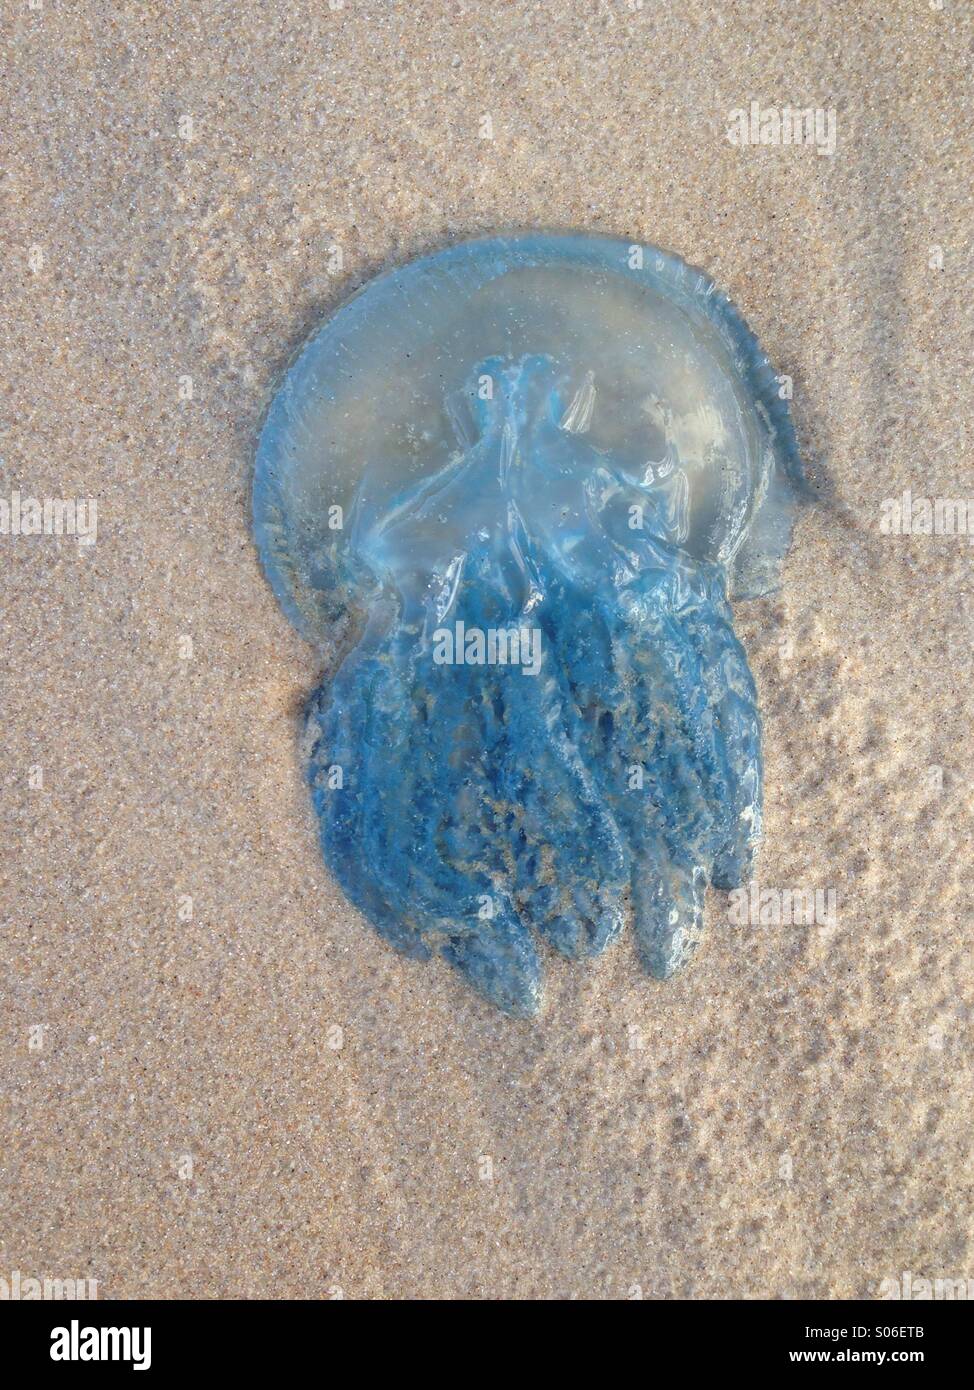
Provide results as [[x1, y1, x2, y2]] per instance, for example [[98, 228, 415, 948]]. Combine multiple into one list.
[[255, 232, 801, 651], [253, 231, 804, 1015]]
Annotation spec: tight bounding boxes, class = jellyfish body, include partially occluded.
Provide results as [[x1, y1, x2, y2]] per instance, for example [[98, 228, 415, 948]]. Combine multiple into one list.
[[254, 234, 802, 1015]]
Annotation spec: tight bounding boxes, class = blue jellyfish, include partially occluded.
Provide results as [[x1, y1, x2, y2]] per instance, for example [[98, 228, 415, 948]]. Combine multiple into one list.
[[254, 233, 803, 1015]]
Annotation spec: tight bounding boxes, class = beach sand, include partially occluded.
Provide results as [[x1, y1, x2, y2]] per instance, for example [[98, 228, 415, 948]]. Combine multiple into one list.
[[2, 0, 972, 1298]]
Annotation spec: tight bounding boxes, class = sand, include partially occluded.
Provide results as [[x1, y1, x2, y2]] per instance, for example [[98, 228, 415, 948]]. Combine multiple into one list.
[[2, 0, 973, 1299]]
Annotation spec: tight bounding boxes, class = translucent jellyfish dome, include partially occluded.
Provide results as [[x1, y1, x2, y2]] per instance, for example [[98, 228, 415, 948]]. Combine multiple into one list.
[[254, 232, 801, 655]]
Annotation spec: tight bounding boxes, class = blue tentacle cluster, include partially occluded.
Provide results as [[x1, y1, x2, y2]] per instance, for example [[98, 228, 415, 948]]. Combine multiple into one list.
[[307, 356, 763, 1014]]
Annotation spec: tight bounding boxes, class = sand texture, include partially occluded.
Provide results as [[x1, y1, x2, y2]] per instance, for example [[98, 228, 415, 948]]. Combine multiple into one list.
[[2, 0, 973, 1299]]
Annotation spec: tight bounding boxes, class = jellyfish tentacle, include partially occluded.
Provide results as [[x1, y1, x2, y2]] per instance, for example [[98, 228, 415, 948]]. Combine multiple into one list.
[[316, 622, 544, 1014], [380, 616, 551, 1014], [497, 654, 628, 960], [615, 559, 761, 863], [536, 566, 721, 975], [440, 917, 541, 1019], [622, 639, 713, 970], [310, 625, 431, 960], [676, 570, 763, 889], [632, 853, 708, 980], [525, 557, 720, 973], [502, 561, 636, 957]]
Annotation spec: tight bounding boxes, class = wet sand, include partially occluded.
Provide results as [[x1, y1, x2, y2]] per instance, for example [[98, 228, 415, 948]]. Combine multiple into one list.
[[2, 1, 973, 1298]]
